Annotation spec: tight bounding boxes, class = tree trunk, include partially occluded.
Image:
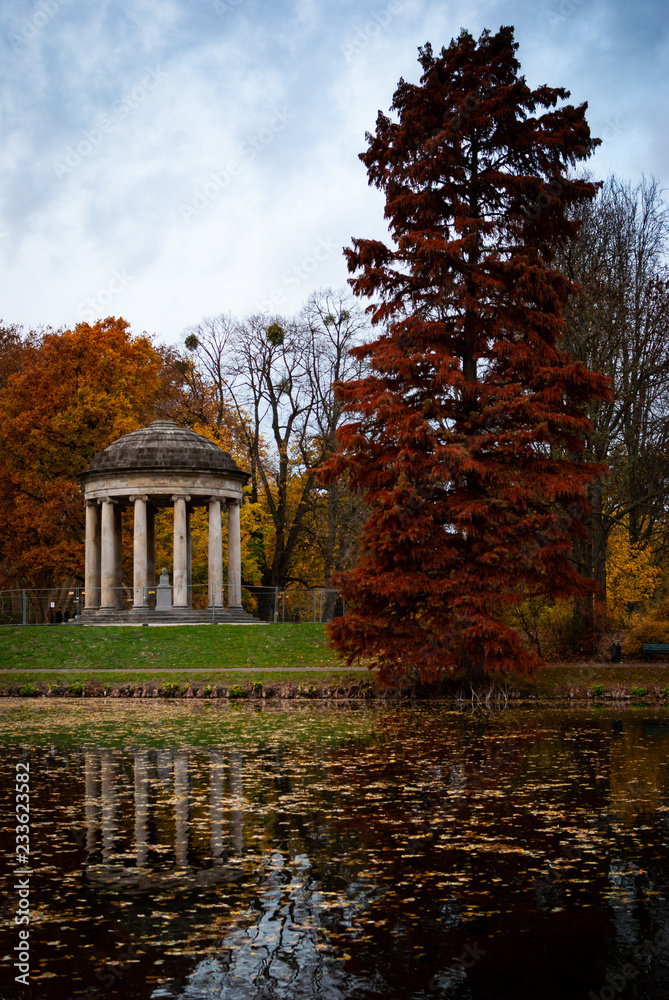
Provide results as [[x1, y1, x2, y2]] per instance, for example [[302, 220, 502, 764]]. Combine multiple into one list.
[[459, 644, 486, 688], [589, 477, 607, 603]]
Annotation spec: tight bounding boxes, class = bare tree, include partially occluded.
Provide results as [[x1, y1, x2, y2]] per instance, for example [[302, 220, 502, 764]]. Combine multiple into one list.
[[301, 290, 368, 601], [558, 175, 669, 605], [183, 292, 370, 613], [180, 314, 244, 443], [227, 313, 317, 596]]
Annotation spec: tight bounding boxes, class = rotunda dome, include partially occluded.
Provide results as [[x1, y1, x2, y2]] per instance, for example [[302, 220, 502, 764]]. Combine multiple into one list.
[[80, 420, 245, 479]]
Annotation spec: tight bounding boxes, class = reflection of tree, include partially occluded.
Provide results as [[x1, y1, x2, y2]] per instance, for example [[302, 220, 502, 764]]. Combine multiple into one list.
[[609, 724, 669, 823], [299, 711, 669, 996]]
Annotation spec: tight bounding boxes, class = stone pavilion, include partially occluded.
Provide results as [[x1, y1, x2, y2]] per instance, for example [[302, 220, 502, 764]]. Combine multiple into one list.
[[78, 420, 254, 622]]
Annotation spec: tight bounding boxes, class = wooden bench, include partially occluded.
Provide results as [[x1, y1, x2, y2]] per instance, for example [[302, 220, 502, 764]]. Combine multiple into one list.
[[642, 643, 669, 662]]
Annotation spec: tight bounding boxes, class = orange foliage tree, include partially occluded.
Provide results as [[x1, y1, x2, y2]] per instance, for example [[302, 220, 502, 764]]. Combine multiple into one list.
[[324, 28, 611, 684], [0, 318, 176, 589]]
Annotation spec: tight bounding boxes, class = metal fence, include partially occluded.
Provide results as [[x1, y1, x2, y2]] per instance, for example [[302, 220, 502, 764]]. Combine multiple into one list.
[[0, 585, 344, 625], [245, 586, 345, 624]]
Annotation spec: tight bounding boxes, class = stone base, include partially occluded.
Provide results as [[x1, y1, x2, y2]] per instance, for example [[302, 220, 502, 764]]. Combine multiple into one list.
[[80, 606, 259, 625]]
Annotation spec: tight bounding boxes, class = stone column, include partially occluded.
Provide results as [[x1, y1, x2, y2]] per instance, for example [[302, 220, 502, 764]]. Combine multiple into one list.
[[84, 501, 101, 609], [100, 498, 118, 609], [186, 508, 192, 607], [227, 498, 242, 608], [208, 498, 223, 607], [146, 504, 155, 591], [172, 495, 190, 607], [131, 495, 149, 609], [114, 504, 123, 600]]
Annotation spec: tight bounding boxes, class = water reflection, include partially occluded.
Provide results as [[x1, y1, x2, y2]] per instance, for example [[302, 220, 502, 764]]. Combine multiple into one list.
[[135, 751, 150, 868], [209, 752, 225, 862], [0, 704, 668, 999], [79, 748, 249, 871]]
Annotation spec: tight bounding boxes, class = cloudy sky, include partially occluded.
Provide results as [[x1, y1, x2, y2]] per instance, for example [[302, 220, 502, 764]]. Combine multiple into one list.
[[0, 0, 666, 344]]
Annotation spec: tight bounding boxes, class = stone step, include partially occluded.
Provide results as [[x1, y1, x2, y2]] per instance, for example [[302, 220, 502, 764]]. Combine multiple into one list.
[[80, 607, 260, 625]]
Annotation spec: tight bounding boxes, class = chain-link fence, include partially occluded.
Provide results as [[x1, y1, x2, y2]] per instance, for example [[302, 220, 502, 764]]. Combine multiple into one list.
[[243, 587, 344, 623], [0, 585, 344, 625], [0, 587, 83, 626]]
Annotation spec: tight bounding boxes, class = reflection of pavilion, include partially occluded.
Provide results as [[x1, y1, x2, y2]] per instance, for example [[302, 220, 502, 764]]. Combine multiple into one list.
[[81, 749, 363, 996], [83, 749, 246, 878]]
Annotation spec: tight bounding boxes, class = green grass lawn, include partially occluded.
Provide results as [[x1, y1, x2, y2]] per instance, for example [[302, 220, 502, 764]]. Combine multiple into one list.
[[0, 623, 358, 683], [2, 624, 668, 697]]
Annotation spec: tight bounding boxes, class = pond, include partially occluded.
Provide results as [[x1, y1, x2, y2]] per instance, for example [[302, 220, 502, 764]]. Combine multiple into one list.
[[0, 700, 668, 999]]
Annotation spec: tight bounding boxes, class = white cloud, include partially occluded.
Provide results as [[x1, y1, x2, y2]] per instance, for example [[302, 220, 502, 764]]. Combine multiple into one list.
[[0, 0, 667, 340]]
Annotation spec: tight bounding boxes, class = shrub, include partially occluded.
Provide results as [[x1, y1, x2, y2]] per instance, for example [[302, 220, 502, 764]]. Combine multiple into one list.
[[591, 684, 605, 697], [163, 683, 180, 697], [625, 597, 669, 658], [228, 684, 247, 699], [19, 683, 38, 698], [508, 597, 610, 661], [630, 686, 648, 697], [662, 685, 669, 700], [202, 685, 213, 698], [252, 681, 263, 695], [68, 681, 84, 697]]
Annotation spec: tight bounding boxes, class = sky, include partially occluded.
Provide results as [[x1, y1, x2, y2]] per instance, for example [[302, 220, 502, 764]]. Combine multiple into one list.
[[0, 0, 667, 345]]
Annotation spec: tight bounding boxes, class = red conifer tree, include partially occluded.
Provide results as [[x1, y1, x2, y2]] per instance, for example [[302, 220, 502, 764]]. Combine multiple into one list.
[[325, 26, 611, 684]]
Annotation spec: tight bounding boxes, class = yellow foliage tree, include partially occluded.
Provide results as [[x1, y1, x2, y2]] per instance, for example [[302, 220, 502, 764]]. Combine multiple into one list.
[[606, 523, 662, 626]]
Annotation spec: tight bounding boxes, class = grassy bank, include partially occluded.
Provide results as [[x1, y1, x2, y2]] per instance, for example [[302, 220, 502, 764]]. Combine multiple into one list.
[[1, 624, 669, 700], [519, 662, 669, 698], [0, 623, 344, 671], [0, 623, 368, 691]]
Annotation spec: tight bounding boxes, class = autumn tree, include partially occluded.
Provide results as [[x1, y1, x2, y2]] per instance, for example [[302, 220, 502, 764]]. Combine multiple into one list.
[[325, 27, 611, 684], [0, 318, 176, 590]]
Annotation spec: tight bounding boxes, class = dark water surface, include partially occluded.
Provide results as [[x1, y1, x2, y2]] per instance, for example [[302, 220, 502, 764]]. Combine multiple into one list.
[[0, 700, 668, 999]]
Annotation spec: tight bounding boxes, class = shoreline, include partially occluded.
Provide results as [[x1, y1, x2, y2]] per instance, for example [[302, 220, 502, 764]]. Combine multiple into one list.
[[2, 675, 669, 703]]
